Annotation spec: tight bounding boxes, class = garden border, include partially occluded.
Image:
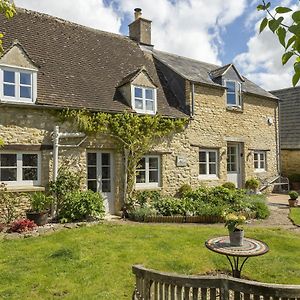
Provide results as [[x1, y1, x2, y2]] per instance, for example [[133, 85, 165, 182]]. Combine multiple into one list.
[[129, 215, 224, 223]]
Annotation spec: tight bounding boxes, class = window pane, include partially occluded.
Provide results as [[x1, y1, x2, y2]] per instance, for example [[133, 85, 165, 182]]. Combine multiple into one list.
[[102, 180, 111, 192], [254, 161, 259, 169], [209, 164, 216, 175], [4, 84, 15, 97], [88, 167, 97, 179], [87, 153, 96, 165], [135, 99, 143, 109], [134, 87, 143, 98], [0, 154, 17, 167], [1, 168, 17, 181], [102, 167, 110, 179], [209, 152, 216, 162], [4, 70, 15, 83], [199, 152, 206, 163], [137, 158, 146, 170], [136, 171, 146, 183], [20, 86, 32, 98], [149, 157, 158, 169], [146, 100, 154, 111], [254, 153, 258, 160], [260, 161, 265, 169], [101, 153, 110, 166], [260, 153, 264, 160], [23, 168, 38, 180], [23, 154, 38, 167], [199, 163, 206, 175], [88, 180, 97, 192], [145, 89, 153, 99], [149, 170, 158, 183], [227, 93, 236, 105], [20, 73, 31, 85], [226, 81, 235, 93]]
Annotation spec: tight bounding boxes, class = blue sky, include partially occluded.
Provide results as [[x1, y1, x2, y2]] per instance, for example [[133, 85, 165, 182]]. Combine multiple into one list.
[[14, 0, 300, 90]]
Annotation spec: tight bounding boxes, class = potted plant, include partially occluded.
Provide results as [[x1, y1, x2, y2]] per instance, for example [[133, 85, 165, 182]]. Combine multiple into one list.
[[26, 192, 53, 226], [245, 178, 260, 194], [224, 213, 246, 246], [288, 191, 299, 207], [288, 174, 300, 191]]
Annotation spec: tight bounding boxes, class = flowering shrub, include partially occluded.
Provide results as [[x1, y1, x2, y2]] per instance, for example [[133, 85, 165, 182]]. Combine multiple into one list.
[[224, 213, 246, 232], [9, 219, 36, 233]]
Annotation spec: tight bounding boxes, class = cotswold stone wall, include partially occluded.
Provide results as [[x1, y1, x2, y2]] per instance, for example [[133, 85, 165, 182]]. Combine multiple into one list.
[[0, 82, 279, 214], [154, 83, 279, 195], [281, 150, 300, 176]]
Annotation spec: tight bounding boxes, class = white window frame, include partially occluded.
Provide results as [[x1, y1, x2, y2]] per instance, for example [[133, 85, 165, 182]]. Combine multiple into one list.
[[136, 155, 160, 188], [254, 151, 267, 172], [224, 80, 242, 108], [0, 151, 41, 186], [131, 85, 157, 115], [0, 65, 37, 103], [199, 149, 219, 179]]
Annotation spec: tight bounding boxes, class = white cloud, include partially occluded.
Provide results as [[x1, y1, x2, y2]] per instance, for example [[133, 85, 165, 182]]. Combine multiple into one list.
[[14, 0, 122, 33], [117, 0, 247, 64], [234, 1, 300, 90]]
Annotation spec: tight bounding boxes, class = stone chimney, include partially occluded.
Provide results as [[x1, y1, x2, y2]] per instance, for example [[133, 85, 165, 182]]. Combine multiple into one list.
[[128, 8, 152, 45]]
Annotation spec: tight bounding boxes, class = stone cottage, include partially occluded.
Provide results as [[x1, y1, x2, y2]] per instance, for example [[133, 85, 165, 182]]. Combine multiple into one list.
[[0, 8, 279, 214], [271, 86, 300, 177]]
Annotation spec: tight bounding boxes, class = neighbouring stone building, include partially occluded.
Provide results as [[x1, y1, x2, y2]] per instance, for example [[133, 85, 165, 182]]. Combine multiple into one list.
[[272, 87, 300, 177], [0, 8, 279, 214]]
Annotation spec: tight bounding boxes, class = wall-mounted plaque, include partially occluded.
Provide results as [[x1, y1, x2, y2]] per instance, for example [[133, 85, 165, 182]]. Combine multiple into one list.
[[176, 155, 187, 167]]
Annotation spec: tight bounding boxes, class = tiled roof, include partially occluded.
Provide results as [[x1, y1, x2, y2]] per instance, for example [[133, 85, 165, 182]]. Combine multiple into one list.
[[0, 8, 186, 118], [147, 48, 278, 100], [271, 87, 300, 149]]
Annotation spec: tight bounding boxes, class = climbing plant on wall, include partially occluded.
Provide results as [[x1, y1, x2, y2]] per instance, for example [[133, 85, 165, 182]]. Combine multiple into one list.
[[59, 109, 188, 201]]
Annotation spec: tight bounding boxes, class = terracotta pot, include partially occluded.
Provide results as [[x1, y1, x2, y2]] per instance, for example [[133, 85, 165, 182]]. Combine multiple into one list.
[[229, 229, 244, 246], [288, 199, 298, 207], [26, 211, 48, 226]]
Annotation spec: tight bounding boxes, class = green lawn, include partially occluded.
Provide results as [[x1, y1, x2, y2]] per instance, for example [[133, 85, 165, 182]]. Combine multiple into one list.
[[0, 223, 300, 299], [290, 207, 300, 226]]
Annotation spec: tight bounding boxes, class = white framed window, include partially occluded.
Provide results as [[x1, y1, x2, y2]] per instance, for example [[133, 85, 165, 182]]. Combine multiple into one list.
[[225, 80, 242, 107], [254, 151, 266, 172], [0, 152, 41, 186], [0, 66, 37, 103], [131, 85, 157, 114], [199, 149, 218, 178], [136, 155, 160, 188]]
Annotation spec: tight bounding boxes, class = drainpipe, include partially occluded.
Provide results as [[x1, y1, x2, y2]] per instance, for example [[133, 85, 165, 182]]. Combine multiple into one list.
[[123, 148, 129, 206], [190, 82, 195, 118], [276, 99, 281, 175], [53, 126, 60, 181]]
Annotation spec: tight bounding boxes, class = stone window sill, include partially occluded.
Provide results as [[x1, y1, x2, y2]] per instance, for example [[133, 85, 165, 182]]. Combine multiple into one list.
[[5, 186, 45, 193], [135, 186, 162, 191], [226, 106, 243, 113]]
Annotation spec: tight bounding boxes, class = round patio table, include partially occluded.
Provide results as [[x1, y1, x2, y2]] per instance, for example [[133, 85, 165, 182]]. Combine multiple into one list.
[[205, 236, 269, 278]]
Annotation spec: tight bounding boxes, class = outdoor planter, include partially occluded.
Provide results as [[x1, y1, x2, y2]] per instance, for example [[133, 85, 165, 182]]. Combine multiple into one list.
[[26, 211, 48, 226], [288, 191, 299, 207], [288, 199, 298, 207], [229, 229, 244, 246]]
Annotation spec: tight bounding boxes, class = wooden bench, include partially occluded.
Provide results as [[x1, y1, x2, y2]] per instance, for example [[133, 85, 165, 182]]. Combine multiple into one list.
[[132, 265, 300, 300]]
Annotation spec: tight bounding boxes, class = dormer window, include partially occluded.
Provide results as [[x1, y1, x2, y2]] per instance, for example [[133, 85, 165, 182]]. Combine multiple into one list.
[[132, 85, 157, 114], [1, 67, 37, 103], [225, 80, 242, 107]]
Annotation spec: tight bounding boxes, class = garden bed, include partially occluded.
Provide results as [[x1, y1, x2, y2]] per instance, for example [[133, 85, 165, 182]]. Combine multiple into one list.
[[130, 215, 224, 223]]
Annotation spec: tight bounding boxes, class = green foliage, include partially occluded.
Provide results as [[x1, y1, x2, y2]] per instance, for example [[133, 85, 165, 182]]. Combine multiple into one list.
[[289, 190, 299, 200], [288, 173, 300, 182], [0, 183, 20, 224], [221, 182, 236, 190], [289, 207, 300, 225], [28, 192, 53, 213], [128, 207, 157, 222], [60, 110, 188, 199], [49, 166, 82, 211], [0, 0, 16, 53], [257, 1, 300, 86], [58, 190, 105, 223], [127, 186, 269, 220], [245, 178, 260, 190], [177, 184, 193, 198], [128, 190, 161, 208]]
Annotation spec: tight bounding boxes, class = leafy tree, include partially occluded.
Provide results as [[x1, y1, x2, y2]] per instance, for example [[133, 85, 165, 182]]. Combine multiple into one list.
[[257, 1, 300, 86], [0, 0, 16, 52]]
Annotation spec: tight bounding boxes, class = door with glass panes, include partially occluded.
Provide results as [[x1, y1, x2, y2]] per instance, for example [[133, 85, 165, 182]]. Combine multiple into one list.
[[87, 152, 114, 214], [227, 143, 242, 188]]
